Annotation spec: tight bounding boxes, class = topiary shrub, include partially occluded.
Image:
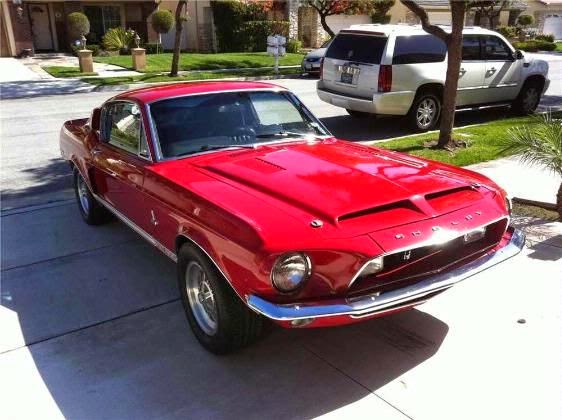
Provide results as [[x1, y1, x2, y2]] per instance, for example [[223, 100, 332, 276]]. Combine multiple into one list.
[[152, 10, 175, 34], [67, 12, 90, 41], [286, 39, 302, 53], [517, 14, 534, 27], [535, 33, 555, 42]]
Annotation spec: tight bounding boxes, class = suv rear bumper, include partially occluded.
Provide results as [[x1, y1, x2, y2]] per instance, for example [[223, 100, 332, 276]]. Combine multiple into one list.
[[247, 228, 525, 326], [317, 84, 415, 116]]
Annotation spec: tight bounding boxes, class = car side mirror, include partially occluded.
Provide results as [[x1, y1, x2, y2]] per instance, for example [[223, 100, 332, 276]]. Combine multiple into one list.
[[90, 107, 101, 132], [515, 50, 524, 60]]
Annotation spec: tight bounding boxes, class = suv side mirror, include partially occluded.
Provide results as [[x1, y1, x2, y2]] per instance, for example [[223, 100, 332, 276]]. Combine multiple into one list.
[[515, 50, 524, 60]]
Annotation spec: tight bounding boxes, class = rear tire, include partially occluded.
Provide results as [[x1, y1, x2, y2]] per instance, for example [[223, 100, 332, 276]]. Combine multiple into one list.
[[177, 244, 264, 354], [512, 81, 541, 115], [73, 169, 109, 225], [346, 109, 370, 118], [408, 92, 442, 132]]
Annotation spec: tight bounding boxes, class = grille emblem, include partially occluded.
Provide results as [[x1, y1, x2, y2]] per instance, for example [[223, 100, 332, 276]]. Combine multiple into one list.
[[403, 250, 412, 261]]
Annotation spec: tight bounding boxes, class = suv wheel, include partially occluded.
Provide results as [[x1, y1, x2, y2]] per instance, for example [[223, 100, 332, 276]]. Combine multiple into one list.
[[346, 109, 370, 118], [177, 244, 264, 354], [512, 82, 540, 115], [409, 93, 441, 132]]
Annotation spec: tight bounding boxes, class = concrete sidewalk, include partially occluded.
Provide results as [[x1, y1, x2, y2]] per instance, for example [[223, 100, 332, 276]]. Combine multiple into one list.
[[468, 155, 561, 206], [0, 58, 43, 82]]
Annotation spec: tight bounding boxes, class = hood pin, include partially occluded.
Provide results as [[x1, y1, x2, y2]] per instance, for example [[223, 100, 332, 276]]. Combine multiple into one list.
[[310, 220, 323, 228]]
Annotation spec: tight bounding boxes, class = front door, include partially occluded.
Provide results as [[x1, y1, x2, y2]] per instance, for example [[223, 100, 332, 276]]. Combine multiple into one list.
[[482, 35, 522, 103], [29, 3, 54, 51], [93, 101, 154, 233]]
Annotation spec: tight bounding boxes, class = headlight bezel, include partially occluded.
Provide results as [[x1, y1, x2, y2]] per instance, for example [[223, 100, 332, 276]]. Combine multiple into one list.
[[505, 195, 513, 216], [271, 252, 312, 293]]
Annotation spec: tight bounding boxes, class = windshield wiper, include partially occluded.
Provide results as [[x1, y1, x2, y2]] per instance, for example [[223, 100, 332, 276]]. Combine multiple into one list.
[[255, 131, 318, 139], [176, 144, 256, 157]]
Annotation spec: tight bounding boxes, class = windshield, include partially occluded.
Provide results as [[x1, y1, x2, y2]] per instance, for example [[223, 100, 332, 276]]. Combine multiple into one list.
[[149, 91, 329, 159]]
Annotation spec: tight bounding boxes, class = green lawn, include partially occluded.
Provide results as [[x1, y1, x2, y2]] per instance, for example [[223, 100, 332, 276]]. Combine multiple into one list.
[[43, 66, 97, 78], [94, 52, 304, 73], [375, 112, 562, 167], [556, 42, 562, 52], [82, 67, 303, 86]]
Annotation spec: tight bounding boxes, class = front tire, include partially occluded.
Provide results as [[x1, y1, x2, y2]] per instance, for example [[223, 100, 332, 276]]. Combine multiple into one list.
[[512, 82, 541, 115], [408, 92, 441, 132], [177, 244, 264, 354], [73, 169, 108, 225]]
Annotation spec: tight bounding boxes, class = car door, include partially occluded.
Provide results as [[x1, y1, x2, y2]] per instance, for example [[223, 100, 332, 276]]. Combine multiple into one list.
[[92, 100, 154, 233], [457, 35, 486, 106], [482, 35, 522, 102]]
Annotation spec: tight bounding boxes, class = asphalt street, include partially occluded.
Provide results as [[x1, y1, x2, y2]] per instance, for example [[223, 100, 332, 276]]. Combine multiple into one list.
[[0, 58, 561, 419]]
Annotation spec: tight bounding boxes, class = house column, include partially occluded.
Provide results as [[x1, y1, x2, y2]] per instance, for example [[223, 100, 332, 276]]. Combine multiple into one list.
[[287, 0, 299, 40]]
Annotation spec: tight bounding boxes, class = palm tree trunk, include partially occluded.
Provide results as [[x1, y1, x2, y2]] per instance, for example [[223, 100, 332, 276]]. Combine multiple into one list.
[[556, 183, 562, 220]]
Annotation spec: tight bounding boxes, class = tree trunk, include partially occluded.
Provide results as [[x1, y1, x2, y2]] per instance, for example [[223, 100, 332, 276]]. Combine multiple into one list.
[[437, 1, 466, 148], [170, 0, 187, 77], [556, 183, 562, 221], [319, 14, 335, 39]]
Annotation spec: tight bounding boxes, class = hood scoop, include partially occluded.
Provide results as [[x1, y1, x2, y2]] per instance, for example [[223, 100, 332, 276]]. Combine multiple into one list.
[[425, 186, 484, 213], [338, 200, 421, 222]]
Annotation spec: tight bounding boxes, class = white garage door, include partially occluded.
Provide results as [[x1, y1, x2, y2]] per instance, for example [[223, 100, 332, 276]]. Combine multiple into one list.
[[543, 14, 562, 40], [326, 14, 371, 34], [427, 12, 451, 25]]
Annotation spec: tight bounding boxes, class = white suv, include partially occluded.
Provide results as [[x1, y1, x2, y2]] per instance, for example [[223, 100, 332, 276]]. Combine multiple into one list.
[[317, 24, 550, 131]]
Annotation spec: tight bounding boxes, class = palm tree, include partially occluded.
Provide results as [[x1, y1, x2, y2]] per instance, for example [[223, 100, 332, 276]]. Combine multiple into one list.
[[501, 112, 562, 219]]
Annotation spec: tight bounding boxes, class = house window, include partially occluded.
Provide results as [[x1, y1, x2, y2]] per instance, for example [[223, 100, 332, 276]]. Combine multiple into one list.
[[83, 5, 121, 44]]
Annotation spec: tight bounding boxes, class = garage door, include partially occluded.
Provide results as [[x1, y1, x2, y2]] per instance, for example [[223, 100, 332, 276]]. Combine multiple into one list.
[[427, 12, 451, 25], [326, 14, 371, 34], [543, 14, 562, 40]]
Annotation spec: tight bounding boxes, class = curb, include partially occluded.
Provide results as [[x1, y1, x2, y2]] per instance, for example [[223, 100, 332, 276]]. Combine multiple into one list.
[[513, 197, 557, 211]]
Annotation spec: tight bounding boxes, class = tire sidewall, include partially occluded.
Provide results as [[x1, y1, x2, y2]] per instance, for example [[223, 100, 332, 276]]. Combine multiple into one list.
[[74, 170, 94, 223], [519, 84, 540, 114], [410, 93, 441, 132], [177, 245, 242, 353]]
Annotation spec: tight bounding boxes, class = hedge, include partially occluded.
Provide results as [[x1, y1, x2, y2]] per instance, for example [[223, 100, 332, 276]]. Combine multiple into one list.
[[240, 21, 289, 52], [513, 40, 557, 52]]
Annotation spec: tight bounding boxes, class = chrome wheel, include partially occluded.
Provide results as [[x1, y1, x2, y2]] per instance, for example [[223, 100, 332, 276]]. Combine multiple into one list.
[[416, 98, 438, 129], [522, 87, 539, 112], [77, 175, 90, 215], [185, 261, 218, 336]]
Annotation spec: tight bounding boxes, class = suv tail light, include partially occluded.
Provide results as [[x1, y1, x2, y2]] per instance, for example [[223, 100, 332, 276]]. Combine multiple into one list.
[[378, 65, 392, 93], [319, 58, 324, 79]]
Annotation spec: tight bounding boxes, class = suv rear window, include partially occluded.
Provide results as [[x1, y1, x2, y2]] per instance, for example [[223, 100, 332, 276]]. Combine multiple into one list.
[[326, 33, 387, 64], [392, 35, 447, 64]]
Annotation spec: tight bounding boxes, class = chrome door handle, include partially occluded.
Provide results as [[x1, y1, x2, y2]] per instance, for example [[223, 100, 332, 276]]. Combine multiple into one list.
[[489, 67, 497, 72], [92, 148, 102, 156], [459, 68, 466, 74]]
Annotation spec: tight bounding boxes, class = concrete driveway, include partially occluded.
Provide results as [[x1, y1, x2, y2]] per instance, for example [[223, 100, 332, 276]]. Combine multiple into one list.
[[1, 68, 561, 419]]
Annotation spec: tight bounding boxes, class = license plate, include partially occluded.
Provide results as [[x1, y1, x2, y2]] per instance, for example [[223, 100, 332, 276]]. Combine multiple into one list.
[[340, 73, 354, 84]]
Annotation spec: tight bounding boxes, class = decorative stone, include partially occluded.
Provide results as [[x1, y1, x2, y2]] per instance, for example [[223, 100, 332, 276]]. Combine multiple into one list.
[[132, 48, 146, 71], [78, 50, 94, 73]]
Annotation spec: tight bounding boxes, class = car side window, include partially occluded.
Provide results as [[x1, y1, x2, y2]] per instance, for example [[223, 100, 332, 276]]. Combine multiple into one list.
[[483, 36, 511, 61], [462, 35, 481, 61], [103, 102, 145, 157]]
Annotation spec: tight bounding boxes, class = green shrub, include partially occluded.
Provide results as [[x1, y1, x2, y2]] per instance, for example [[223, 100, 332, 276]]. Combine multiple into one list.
[[102, 27, 136, 52], [286, 39, 302, 53], [535, 33, 555, 42], [513, 40, 556, 52], [496, 25, 517, 39], [151, 10, 174, 34], [239, 21, 289, 52], [144, 42, 163, 54], [67, 12, 90, 41], [517, 14, 534, 27]]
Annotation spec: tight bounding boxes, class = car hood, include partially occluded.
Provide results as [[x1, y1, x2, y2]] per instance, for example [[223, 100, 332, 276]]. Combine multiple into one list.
[[188, 139, 499, 238]]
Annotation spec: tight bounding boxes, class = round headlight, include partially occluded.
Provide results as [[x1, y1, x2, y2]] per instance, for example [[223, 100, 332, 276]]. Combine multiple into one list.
[[271, 253, 311, 293]]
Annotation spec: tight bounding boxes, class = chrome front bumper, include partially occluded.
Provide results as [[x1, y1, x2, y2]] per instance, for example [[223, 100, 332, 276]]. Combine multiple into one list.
[[247, 229, 525, 322]]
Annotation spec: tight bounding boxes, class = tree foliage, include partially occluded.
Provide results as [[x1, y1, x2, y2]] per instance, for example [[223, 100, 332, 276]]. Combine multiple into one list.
[[371, 0, 396, 24], [473, 0, 512, 30], [306, 0, 377, 38]]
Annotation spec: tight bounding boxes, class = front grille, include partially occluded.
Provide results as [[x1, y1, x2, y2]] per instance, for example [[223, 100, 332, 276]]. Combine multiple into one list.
[[348, 218, 508, 297]]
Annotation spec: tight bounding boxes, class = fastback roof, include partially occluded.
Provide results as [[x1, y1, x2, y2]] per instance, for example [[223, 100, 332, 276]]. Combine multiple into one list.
[[115, 81, 284, 104]]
